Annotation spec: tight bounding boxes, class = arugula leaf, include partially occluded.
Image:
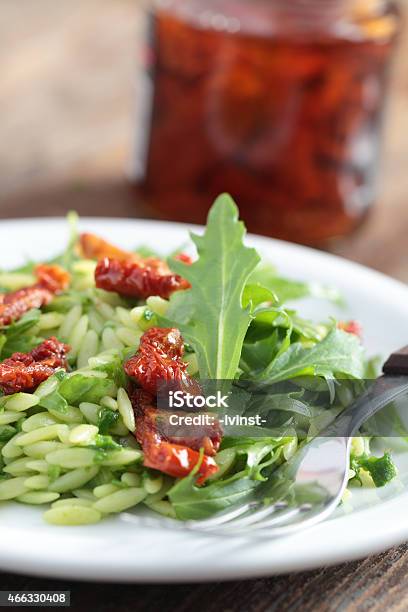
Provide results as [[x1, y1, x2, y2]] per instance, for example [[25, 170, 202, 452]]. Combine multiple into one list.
[[0, 425, 17, 442], [168, 436, 289, 519], [168, 470, 260, 520], [59, 373, 116, 405], [48, 211, 79, 272], [38, 389, 69, 415], [242, 284, 278, 310], [256, 329, 365, 383], [250, 392, 312, 418], [248, 262, 342, 305], [0, 309, 42, 358], [166, 194, 260, 379], [1, 308, 41, 337]]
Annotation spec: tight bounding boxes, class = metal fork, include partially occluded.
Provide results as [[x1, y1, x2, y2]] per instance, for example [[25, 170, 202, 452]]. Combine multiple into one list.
[[123, 347, 408, 537]]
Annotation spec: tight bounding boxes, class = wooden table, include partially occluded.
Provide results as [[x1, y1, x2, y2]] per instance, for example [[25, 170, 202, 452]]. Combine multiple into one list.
[[1, 0, 408, 609]]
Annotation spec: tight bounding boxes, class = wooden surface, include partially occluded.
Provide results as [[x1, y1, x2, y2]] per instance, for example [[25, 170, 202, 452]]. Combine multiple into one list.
[[1, 0, 408, 610], [2, 544, 408, 612]]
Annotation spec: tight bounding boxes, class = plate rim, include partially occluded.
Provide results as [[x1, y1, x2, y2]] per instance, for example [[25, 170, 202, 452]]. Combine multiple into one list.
[[1, 214, 406, 294], [0, 215, 407, 582]]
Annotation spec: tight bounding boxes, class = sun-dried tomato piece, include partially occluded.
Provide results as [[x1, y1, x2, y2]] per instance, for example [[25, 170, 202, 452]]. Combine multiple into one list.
[[79, 232, 174, 273], [129, 388, 218, 483], [95, 257, 190, 300], [124, 327, 202, 395], [0, 287, 54, 327], [125, 329, 223, 483], [143, 440, 218, 485], [134, 401, 222, 456], [174, 252, 193, 265], [35, 264, 70, 293], [0, 362, 57, 396], [0, 337, 70, 395], [337, 320, 362, 338], [140, 327, 185, 359], [79, 233, 143, 263], [129, 386, 156, 414], [125, 344, 188, 395], [0, 264, 70, 327], [29, 336, 70, 366]]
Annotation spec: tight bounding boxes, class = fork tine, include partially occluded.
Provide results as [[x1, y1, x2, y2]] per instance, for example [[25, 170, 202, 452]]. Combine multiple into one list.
[[203, 501, 288, 530], [214, 506, 301, 533], [185, 501, 261, 529], [250, 505, 323, 537], [243, 506, 308, 531], [235, 504, 314, 534]]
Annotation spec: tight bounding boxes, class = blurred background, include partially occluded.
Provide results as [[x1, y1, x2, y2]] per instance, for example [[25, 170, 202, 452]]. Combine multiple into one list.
[[0, 0, 407, 279]]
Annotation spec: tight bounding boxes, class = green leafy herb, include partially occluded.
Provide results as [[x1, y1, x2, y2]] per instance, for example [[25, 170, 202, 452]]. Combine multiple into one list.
[[90, 434, 121, 463], [256, 329, 365, 383], [59, 374, 116, 405], [168, 470, 260, 520], [165, 194, 260, 379], [0, 309, 41, 358], [248, 262, 343, 305], [49, 210, 79, 272], [168, 436, 289, 519], [38, 388, 69, 415], [98, 408, 119, 435], [0, 425, 17, 442], [93, 434, 121, 450]]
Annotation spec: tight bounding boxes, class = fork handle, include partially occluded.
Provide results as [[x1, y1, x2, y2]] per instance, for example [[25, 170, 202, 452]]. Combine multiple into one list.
[[340, 375, 408, 436], [324, 345, 408, 437]]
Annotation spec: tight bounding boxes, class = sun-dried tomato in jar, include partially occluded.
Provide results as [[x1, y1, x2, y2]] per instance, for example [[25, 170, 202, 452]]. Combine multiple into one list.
[[132, 0, 401, 244]]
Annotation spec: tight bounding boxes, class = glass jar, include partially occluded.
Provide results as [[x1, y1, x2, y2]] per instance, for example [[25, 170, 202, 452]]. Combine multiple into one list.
[[131, 0, 401, 244]]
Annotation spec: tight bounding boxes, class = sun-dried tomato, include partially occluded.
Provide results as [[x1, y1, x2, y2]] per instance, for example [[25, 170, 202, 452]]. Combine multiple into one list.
[[129, 387, 219, 484], [79, 233, 143, 263], [143, 440, 218, 485], [337, 320, 362, 339], [129, 386, 156, 413], [0, 337, 70, 395], [124, 327, 202, 395], [79, 232, 177, 271], [80, 233, 190, 299], [0, 287, 55, 327], [174, 252, 193, 265], [126, 328, 223, 483], [125, 344, 188, 396], [95, 257, 190, 300], [0, 264, 70, 327], [35, 264, 70, 293], [140, 327, 185, 359], [133, 398, 221, 456], [29, 336, 70, 366]]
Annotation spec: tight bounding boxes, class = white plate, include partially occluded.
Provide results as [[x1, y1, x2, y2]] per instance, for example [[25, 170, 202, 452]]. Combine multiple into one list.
[[0, 217, 408, 583]]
